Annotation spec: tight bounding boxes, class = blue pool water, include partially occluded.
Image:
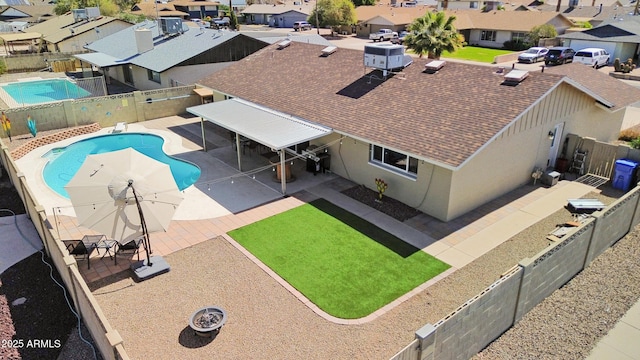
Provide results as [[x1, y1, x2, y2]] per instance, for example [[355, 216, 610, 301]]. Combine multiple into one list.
[[1, 78, 91, 105], [43, 133, 201, 198]]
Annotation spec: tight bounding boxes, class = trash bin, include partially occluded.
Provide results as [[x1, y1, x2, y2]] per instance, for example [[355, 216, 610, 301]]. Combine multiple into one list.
[[612, 159, 639, 192]]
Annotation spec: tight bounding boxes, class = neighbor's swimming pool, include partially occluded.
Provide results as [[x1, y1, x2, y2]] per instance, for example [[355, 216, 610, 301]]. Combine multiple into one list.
[[1, 78, 91, 106], [43, 133, 201, 198]]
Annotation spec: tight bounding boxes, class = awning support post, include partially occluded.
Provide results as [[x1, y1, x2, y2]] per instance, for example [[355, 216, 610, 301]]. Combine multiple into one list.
[[280, 150, 286, 195], [236, 133, 242, 171], [200, 117, 207, 152]]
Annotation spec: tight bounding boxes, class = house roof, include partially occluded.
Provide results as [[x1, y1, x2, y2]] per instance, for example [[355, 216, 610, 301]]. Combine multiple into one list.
[[0, 5, 56, 22], [241, 31, 334, 46], [82, 20, 244, 72], [533, 3, 629, 19], [444, 9, 572, 32], [543, 63, 640, 111], [171, 0, 222, 7], [129, 0, 190, 18], [241, 3, 314, 15], [197, 42, 632, 168], [354, 4, 433, 25], [25, 12, 127, 44], [558, 20, 640, 42]]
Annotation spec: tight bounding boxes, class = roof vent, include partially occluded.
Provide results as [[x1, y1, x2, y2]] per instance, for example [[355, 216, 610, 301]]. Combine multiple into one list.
[[424, 60, 445, 73], [278, 39, 292, 49], [502, 70, 529, 85], [321, 46, 337, 56]]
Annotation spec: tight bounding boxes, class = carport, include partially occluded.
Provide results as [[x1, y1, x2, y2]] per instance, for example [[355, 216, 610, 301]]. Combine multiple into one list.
[[187, 98, 333, 194]]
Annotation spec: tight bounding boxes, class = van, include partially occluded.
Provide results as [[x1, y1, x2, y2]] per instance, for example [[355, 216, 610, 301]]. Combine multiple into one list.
[[573, 48, 610, 68]]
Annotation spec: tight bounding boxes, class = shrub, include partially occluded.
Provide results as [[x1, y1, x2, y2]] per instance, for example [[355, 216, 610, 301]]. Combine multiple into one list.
[[503, 40, 530, 51], [631, 137, 640, 149], [619, 129, 640, 141]]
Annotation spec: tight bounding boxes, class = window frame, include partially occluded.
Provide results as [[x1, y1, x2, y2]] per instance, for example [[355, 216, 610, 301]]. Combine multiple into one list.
[[369, 144, 418, 179], [511, 32, 527, 42], [147, 69, 161, 84], [480, 30, 496, 42]]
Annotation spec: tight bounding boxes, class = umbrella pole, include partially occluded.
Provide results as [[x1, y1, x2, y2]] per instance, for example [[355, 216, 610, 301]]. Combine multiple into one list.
[[128, 181, 153, 266]]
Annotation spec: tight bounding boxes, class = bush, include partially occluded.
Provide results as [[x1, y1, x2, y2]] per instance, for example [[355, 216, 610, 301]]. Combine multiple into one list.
[[631, 137, 640, 149], [503, 40, 530, 51], [619, 129, 640, 141]]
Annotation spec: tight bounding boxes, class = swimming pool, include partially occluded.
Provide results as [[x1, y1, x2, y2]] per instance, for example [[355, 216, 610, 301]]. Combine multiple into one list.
[[43, 133, 201, 198], [0, 78, 91, 106]]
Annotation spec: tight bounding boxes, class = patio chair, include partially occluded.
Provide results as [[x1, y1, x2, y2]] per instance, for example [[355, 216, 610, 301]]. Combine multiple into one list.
[[116, 237, 144, 264], [62, 235, 102, 269]]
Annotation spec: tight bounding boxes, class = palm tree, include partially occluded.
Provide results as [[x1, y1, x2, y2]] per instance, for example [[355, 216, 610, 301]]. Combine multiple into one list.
[[405, 11, 464, 59]]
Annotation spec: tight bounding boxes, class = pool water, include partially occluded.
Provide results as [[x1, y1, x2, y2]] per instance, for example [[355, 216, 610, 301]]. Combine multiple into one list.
[[43, 133, 201, 198], [1, 78, 91, 105]]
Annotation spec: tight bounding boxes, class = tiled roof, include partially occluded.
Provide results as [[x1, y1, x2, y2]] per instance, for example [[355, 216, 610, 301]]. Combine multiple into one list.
[[199, 42, 572, 168], [129, 1, 190, 18], [543, 63, 640, 111], [558, 20, 640, 42]]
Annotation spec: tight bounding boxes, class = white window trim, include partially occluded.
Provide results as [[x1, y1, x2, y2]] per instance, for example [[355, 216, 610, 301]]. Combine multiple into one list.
[[369, 144, 418, 180]]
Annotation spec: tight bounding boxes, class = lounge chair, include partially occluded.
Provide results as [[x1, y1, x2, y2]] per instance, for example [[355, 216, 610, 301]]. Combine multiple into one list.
[[116, 237, 144, 264], [62, 235, 104, 269], [113, 122, 127, 133]]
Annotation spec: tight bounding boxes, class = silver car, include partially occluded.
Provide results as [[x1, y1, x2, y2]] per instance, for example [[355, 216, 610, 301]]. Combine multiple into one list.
[[518, 47, 549, 64]]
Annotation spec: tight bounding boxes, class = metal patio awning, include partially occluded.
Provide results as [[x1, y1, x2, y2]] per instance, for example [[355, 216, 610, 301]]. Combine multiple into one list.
[[187, 97, 333, 195], [187, 98, 332, 151]]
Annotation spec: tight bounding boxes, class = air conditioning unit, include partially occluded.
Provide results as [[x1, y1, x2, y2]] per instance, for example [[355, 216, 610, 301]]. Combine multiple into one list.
[[71, 9, 88, 22], [161, 18, 183, 35], [364, 44, 405, 70], [86, 7, 100, 19]]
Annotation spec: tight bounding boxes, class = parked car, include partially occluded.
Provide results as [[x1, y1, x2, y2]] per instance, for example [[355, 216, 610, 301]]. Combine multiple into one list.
[[573, 48, 610, 68], [391, 31, 409, 45], [293, 21, 312, 31], [369, 29, 398, 42], [544, 47, 575, 65], [518, 47, 549, 63]]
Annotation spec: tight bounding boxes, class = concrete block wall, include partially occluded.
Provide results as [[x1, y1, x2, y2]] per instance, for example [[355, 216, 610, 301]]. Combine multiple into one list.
[[585, 188, 640, 264], [3, 52, 86, 73], [514, 220, 594, 321], [419, 267, 522, 360]]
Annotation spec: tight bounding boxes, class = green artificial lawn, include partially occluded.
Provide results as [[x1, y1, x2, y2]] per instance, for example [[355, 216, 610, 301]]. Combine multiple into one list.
[[228, 199, 451, 319], [441, 46, 514, 63]]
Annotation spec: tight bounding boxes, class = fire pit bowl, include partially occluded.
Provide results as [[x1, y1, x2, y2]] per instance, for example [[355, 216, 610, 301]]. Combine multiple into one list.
[[189, 306, 227, 337]]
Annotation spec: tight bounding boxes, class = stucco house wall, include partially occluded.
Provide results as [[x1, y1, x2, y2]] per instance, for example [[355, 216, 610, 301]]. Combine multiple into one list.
[[468, 29, 512, 48]]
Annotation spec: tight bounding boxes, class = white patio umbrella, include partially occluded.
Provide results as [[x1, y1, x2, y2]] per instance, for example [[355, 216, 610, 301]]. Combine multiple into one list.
[[64, 148, 184, 279]]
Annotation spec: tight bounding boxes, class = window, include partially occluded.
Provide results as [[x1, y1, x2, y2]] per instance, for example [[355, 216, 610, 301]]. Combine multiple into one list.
[[147, 70, 161, 84], [469, 1, 478, 8], [511, 32, 527, 42], [370, 145, 418, 177], [480, 30, 496, 42]]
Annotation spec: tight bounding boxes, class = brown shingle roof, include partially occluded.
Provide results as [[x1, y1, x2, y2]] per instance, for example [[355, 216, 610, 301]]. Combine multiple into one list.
[[198, 43, 588, 168], [543, 63, 640, 111]]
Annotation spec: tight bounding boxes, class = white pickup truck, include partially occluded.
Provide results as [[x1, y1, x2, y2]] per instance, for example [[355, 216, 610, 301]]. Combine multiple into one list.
[[369, 29, 398, 42]]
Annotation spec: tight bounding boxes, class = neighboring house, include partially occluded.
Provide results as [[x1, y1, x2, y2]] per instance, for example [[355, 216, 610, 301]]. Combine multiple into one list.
[[129, 0, 190, 19], [241, 4, 313, 27], [24, 9, 131, 52], [172, 0, 222, 20], [533, 4, 633, 27], [354, 3, 433, 36], [447, 10, 573, 48], [557, 18, 640, 63], [74, 19, 269, 90], [0, 5, 56, 24], [190, 41, 640, 222]]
